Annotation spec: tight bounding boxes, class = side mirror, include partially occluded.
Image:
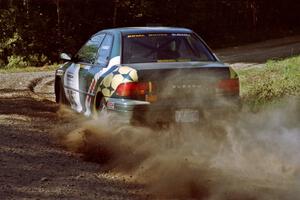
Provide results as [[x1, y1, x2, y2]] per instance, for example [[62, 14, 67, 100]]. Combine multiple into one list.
[[60, 53, 72, 61]]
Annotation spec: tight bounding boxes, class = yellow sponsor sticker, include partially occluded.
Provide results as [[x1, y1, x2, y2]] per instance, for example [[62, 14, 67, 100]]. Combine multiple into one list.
[[146, 94, 158, 103], [127, 34, 145, 38], [177, 58, 191, 62], [157, 59, 177, 62]]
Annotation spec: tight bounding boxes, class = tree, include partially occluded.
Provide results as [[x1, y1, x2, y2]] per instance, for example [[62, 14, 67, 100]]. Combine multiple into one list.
[[0, 0, 299, 67]]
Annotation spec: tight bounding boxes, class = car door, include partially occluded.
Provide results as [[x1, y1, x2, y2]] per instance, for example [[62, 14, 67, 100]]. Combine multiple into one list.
[[64, 34, 105, 113], [83, 34, 114, 115]]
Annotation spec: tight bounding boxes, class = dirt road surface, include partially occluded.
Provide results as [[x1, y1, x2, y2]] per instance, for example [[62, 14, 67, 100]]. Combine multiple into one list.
[[0, 72, 147, 199], [216, 35, 300, 69], [0, 36, 300, 199]]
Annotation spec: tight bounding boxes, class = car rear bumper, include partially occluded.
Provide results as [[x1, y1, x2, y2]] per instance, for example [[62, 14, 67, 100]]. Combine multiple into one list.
[[105, 96, 241, 125]]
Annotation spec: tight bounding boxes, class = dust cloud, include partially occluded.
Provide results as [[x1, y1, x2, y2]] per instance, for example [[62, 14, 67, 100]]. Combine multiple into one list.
[[56, 96, 300, 199]]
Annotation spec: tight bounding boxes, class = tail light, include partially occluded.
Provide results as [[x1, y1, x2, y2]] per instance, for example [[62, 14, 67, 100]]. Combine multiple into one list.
[[217, 79, 239, 94], [115, 82, 157, 102]]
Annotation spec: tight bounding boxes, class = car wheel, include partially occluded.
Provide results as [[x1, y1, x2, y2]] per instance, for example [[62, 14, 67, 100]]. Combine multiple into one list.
[[57, 81, 69, 105], [93, 92, 107, 116]]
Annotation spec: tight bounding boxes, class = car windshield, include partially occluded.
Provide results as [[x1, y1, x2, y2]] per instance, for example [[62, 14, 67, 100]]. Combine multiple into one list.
[[122, 33, 215, 64]]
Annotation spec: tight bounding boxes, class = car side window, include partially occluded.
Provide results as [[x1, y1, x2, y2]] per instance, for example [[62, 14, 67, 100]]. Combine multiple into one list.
[[76, 34, 105, 63], [95, 34, 113, 67]]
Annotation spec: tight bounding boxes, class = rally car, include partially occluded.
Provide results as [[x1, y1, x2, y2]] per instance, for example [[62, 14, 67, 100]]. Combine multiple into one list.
[[55, 27, 239, 124]]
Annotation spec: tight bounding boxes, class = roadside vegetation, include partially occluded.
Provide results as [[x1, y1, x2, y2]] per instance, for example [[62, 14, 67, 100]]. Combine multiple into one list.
[[238, 56, 300, 107], [0, 64, 59, 74]]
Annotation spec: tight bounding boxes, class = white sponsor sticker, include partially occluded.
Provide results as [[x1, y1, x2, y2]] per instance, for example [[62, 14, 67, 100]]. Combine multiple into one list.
[[107, 102, 115, 110], [175, 109, 199, 123]]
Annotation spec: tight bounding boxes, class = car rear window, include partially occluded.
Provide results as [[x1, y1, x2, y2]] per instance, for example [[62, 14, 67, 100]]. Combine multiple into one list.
[[122, 33, 215, 64]]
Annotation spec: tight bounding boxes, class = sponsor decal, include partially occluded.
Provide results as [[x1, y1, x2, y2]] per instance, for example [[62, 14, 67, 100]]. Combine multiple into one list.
[[99, 66, 138, 97], [84, 56, 121, 116], [64, 64, 83, 112], [56, 69, 64, 76], [171, 33, 191, 37], [145, 94, 157, 103], [148, 33, 168, 37], [127, 34, 145, 38], [107, 101, 115, 110], [172, 84, 203, 89]]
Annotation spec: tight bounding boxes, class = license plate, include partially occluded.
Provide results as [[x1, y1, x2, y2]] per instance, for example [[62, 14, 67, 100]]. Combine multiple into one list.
[[175, 109, 199, 123]]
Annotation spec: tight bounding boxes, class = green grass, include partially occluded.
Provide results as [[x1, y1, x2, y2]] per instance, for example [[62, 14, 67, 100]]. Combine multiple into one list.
[[0, 64, 59, 73], [237, 56, 300, 107]]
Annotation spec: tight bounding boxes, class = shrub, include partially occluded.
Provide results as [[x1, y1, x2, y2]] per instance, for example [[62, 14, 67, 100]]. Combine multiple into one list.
[[238, 56, 300, 106], [28, 54, 49, 66], [5, 55, 28, 68], [0, 59, 5, 68]]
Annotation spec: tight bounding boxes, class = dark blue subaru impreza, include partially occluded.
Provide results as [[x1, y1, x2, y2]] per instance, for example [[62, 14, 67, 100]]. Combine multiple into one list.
[[55, 27, 240, 124]]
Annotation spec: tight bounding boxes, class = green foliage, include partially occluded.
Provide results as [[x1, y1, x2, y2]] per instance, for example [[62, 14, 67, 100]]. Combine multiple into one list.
[[28, 54, 49, 66], [0, 8, 20, 67], [6, 55, 28, 68], [4, 53, 49, 68], [1, 32, 21, 50], [0, 0, 298, 68], [0, 64, 59, 73], [0, 3, 51, 68], [238, 56, 300, 106]]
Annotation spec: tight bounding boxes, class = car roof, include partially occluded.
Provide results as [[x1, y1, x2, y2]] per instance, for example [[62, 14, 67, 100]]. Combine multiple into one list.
[[97, 27, 193, 35]]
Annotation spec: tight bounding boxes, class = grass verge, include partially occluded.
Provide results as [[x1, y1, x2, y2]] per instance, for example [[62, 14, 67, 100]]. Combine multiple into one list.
[[0, 64, 59, 74], [237, 56, 300, 107]]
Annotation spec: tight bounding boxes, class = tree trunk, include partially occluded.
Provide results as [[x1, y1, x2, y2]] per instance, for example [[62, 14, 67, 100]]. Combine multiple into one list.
[[113, 0, 119, 27], [54, 0, 61, 49], [23, 0, 29, 24]]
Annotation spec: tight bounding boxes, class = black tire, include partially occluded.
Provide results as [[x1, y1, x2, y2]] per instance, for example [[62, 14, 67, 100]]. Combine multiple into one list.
[[55, 78, 69, 105], [92, 92, 107, 116]]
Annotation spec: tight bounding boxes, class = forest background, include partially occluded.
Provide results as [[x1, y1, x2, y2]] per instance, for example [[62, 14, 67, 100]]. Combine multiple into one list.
[[0, 0, 299, 68]]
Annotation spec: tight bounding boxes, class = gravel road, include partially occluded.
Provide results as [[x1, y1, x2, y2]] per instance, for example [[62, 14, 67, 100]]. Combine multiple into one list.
[[0, 36, 299, 199], [216, 35, 300, 69], [0, 71, 147, 199]]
